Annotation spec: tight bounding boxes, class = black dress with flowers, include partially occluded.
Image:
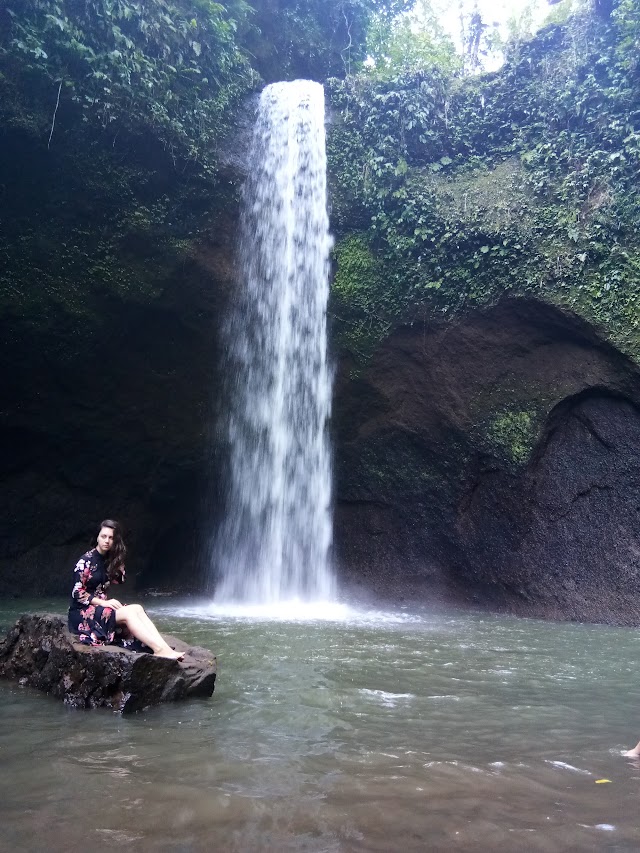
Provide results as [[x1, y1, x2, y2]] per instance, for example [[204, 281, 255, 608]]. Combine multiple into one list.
[[67, 548, 124, 646]]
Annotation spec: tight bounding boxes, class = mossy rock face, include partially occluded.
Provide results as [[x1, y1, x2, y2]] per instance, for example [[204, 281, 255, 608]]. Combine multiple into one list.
[[457, 389, 640, 624], [0, 108, 242, 595], [478, 408, 540, 466], [333, 298, 640, 623], [4, 1, 640, 621]]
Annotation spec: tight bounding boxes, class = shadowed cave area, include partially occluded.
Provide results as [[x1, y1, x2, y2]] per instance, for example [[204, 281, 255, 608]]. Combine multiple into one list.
[[333, 298, 640, 624]]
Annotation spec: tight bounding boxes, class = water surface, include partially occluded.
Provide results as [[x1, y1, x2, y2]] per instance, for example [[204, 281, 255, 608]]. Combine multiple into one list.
[[1, 599, 640, 852]]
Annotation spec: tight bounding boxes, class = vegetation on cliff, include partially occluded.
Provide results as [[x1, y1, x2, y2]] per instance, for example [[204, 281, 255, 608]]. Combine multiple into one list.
[[242, 0, 413, 81], [328, 2, 640, 362], [0, 0, 256, 352], [2, 0, 255, 161], [0, 0, 409, 347]]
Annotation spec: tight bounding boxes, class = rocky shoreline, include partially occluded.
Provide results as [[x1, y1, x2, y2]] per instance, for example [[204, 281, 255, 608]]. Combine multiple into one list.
[[0, 614, 217, 713]]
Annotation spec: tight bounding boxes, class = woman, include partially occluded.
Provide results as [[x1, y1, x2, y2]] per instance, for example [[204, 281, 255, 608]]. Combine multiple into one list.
[[68, 519, 183, 660]]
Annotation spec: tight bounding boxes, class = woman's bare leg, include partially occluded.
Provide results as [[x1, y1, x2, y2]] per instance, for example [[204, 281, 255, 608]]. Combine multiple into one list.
[[623, 741, 640, 757], [132, 606, 184, 659], [115, 605, 183, 659], [135, 606, 165, 635]]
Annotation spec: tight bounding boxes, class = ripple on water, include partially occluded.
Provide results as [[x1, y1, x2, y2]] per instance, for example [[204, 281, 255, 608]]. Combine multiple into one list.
[[2, 599, 640, 851], [358, 689, 415, 708], [544, 760, 592, 775]]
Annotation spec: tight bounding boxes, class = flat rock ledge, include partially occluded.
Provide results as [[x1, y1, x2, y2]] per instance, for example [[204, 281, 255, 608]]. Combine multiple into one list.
[[0, 613, 216, 713]]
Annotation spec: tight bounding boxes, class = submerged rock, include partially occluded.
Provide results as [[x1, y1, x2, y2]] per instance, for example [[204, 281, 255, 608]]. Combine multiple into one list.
[[0, 614, 217, 713]]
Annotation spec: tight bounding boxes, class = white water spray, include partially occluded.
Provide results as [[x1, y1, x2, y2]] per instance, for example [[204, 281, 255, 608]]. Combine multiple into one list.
[[213, 80, 335, 605]]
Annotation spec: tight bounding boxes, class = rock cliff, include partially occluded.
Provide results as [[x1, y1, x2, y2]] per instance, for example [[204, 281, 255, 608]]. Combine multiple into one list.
[[333, 298, 640, 622]]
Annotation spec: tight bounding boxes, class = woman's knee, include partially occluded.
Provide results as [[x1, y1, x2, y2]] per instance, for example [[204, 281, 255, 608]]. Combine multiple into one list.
[[120, 603, 144, 619]]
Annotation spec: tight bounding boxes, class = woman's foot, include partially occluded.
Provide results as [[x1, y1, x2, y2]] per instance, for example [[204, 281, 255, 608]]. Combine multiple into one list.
[[154, 647, 185, 661], [623, 748, 640, 758]]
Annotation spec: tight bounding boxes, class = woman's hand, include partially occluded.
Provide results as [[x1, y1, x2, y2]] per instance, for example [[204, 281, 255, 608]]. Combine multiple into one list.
[[104, 598, 124, 609]]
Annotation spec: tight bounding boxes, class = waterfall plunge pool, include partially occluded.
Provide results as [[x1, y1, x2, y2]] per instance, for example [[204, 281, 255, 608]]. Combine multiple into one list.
[[1, 599, 640, 851]]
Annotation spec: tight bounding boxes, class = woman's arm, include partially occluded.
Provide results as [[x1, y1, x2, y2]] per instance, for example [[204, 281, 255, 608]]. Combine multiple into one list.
[[72, 556, 125, 608], [71, 558, 96, 607]]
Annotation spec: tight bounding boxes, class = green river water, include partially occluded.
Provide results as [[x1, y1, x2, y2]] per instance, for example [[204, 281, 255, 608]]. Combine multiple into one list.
[[1, 597, 640, 852]]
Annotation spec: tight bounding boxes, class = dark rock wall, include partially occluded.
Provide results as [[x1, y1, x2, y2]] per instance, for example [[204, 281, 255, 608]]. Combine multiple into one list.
[[0, 218, 237, 597], [459, 391, 640, 623], [333, 298, 640, 622]]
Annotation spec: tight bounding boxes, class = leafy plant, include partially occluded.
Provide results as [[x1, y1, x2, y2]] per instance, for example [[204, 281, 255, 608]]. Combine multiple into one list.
[[1, 0, 257, 165], [327, 4, 640, 361], [241, 0, 414, 81], [365, 0, 460, 78]]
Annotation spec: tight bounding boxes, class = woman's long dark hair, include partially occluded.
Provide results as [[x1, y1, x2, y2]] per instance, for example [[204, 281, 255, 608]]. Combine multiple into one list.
[[96, 518, 126, 583]]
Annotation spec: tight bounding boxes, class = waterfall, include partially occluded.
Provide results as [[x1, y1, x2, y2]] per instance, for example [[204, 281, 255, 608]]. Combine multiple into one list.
[[212, 80, 335, 605]]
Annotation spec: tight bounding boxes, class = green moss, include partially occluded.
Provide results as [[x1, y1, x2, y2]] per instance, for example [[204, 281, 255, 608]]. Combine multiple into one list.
[[331, 234, 394, 360], [545, 244, 640, 360], [483, 408, 540, 465], [430, 159, 535, 235], [332, 235, 379, 304]]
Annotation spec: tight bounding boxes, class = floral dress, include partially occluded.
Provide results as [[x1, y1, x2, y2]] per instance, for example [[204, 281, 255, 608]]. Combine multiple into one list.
[[67, 548, 124, 646]]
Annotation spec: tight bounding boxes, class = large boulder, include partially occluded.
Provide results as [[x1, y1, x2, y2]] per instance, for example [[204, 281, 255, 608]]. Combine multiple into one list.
[[0, 614, 216, 713]]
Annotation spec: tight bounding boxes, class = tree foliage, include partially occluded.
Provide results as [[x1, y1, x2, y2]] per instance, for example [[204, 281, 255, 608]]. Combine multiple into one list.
[[243, 0, 415, 82], [365, 0, 460, 78], [0, 0, 257, 164], [0, 0, 417, 159], [327, 4, 640, 360], [0, 0, 419, 353]]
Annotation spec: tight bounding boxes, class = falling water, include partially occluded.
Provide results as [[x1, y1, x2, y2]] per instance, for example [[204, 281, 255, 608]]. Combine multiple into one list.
[[213, 80, 335, 605]]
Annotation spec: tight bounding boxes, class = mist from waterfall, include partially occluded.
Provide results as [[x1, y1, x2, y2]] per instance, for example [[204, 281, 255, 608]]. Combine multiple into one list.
[[212, 80, 335, 605]]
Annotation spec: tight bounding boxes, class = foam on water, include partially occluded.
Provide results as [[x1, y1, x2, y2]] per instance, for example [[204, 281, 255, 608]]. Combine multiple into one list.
[[359, 689, 415, 708], [152, 598, 427, 627], [545, 760, 592, 775]]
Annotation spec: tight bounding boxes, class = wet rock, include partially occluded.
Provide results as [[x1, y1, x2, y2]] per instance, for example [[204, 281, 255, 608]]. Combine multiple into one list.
[[0, 614, 216, 713]]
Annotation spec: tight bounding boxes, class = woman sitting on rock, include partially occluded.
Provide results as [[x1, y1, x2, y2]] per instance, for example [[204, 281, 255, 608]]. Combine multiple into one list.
[[68, 519, 183, 660]]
